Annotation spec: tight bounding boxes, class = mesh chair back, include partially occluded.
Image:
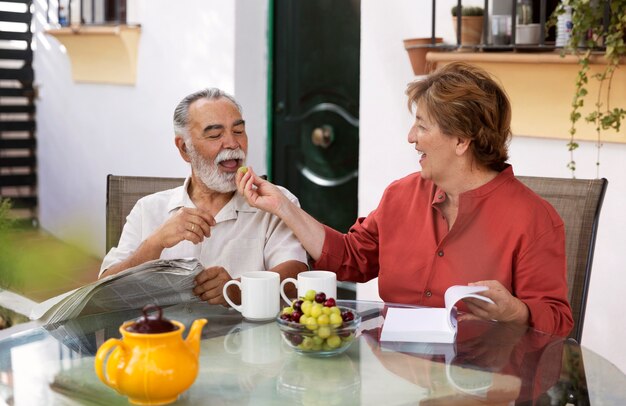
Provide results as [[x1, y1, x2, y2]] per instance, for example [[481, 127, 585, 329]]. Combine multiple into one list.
[[106, 175, 185, 253], [517, 176, 607, 342]]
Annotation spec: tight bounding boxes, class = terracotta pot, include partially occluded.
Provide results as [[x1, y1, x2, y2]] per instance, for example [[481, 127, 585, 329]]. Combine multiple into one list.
[[452, 16, 484, 46], [403, 37, 443, 75]]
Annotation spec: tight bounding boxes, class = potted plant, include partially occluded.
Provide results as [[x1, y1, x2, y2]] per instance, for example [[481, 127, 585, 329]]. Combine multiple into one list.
[[549, 0, 626, 177], [403, 37, 443, 75], [451, 5, 484, 47]]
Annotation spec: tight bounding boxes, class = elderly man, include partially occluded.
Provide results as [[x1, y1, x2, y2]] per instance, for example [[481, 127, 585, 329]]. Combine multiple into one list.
[[100, 88, 308, 306]]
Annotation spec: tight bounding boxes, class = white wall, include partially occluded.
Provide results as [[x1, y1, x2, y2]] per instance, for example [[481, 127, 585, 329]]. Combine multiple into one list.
[[360, 0, 626, 373], [33, 0, 625, 374], [33, 0, 268, 255]]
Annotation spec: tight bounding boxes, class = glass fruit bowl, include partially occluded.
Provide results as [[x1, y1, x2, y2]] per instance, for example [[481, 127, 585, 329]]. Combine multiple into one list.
[[276, 305, 361, 357]]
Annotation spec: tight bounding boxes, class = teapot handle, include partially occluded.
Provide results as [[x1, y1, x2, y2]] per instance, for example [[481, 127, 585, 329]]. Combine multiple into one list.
[[94, 338, 124, 390]]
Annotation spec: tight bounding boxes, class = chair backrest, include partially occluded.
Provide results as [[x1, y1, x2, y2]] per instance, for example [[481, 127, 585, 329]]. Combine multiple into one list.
[[106, 175, 185, 253], [517, 176, 607, 343]]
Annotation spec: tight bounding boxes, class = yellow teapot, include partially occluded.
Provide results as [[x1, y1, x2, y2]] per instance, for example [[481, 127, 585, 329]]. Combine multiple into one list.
[[95, 304, 208, 405]]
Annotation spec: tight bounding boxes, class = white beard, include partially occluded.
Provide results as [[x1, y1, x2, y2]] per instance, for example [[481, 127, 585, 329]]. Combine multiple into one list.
[[187, 144, 246, 193]]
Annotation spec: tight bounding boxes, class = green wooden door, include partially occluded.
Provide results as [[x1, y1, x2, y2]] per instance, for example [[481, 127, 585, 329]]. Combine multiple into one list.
[[272, 0, 360, 233]]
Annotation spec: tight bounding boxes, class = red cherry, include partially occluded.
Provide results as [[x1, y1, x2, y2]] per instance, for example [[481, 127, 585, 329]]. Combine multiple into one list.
[[280, 313, 291, 321], [290, 311, 302, 323], [341, 311, 355, 322], [314, 292, 326, 303], [293, 299, 303, 312], [323, 298, 336, 307]]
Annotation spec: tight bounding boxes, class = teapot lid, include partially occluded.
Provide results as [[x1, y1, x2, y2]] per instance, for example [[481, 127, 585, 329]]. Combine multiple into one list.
[[125, 304, 178, 334]]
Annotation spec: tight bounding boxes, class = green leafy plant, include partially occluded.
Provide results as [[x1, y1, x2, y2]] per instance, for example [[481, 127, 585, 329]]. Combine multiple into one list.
[[0, 198, 17, 291], [549, 0, 626, 177], [451, 5, 484, 17]]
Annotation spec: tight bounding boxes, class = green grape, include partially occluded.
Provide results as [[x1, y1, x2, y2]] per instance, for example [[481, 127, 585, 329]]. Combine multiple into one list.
[[300, 337, 314, 350], [305, 317, 318, 331], [310, 303, 323, 318], [322, 307, 332, 315], [329, 313, 343, 326], [330, 306, 341, 315], [326, 335, 342, 349], [317, 314, 330, 325], [317, 326, 331, 339], [304, 289, 316, 301], [301, 300, 313, 316], [282, 306, 294, 315]]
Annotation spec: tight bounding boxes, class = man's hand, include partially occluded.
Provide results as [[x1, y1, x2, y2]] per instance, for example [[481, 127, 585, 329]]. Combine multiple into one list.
[[459, 280, 530, 326], [150, 207, 215, 249], [193, 266, 238, 306]]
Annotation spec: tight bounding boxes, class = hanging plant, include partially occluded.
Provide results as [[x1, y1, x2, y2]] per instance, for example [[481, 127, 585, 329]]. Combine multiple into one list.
[[549, 0, 626, 177]]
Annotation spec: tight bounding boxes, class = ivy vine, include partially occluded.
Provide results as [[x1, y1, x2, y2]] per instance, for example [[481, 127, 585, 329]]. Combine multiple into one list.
[[550, 0, 626, 177]]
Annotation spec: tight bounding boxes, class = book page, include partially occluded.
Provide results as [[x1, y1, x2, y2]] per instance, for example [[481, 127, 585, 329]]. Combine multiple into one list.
[[444, 285, 494, 330]]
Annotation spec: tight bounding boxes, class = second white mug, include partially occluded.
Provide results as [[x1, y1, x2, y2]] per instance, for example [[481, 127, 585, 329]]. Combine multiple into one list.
[[280, 270, 337, 304], [223, 271, 280, 321]]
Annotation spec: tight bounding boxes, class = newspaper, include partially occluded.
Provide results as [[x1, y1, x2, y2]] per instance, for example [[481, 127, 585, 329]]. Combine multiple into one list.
[[30, 258, 204, 325]]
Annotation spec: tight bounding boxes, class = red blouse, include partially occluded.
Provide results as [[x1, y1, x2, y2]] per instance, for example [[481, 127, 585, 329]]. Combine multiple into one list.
[[313, 166, 573, 336]]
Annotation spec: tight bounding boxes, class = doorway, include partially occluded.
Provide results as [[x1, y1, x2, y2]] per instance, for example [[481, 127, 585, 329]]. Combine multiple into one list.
[[271, 0, 360, 233]]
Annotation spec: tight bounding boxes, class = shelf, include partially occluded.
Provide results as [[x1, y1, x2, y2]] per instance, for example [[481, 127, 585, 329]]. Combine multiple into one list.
[[46, 25, 141, 85], [424, 51, 626, 144]]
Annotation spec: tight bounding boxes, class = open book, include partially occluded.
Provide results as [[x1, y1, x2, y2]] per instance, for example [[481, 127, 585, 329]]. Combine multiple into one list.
[[380, 285, 494, 344], [30, 258, 204, 325]]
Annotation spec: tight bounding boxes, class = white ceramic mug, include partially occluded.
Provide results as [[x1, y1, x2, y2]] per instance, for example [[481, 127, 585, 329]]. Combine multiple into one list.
[[223, 322, 284, 365], [223, 271, 280, 321], [280, 270, 337, 304]]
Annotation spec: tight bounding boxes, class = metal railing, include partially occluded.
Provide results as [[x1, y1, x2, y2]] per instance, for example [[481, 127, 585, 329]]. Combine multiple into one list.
[[427, 0, 612, 52], [46, 0, 127, 26]]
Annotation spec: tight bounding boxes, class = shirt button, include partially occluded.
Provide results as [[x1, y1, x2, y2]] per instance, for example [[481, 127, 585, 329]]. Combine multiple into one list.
[[438, 250, 444, 257], [425, 290, 432, 297]]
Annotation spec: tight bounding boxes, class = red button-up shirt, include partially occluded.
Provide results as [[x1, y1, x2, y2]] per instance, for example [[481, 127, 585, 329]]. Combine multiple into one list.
[[313, 166, 573, 336]]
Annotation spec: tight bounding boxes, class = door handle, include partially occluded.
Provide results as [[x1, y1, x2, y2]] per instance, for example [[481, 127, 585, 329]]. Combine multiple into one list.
[[311, 125, 334, 148]]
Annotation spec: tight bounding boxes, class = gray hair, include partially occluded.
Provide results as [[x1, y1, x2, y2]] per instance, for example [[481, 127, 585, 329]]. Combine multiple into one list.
[[173, 88, 242, 139]]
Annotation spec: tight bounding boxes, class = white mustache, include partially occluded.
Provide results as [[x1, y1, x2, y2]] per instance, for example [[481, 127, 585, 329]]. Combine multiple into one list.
[[215, 148, 246, 165]]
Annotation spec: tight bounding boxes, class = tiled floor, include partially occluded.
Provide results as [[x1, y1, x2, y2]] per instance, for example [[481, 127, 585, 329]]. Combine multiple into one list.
[[1, 229, 101, 303]]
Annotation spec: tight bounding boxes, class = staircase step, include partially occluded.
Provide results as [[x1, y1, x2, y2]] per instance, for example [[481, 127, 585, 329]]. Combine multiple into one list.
[[0, 31, 32, 41], [0, 49, 33, 62], [0, 105, 35, 114], [6, 196, 38, 209], [0, 86, 34, 97], [0, 11, 32, 24], [0, 67, 34, 82], [0, 173, 36, 187], [0, 138, 36, 149], [0, 156, 36, 167], [0, 121, 36, 132]]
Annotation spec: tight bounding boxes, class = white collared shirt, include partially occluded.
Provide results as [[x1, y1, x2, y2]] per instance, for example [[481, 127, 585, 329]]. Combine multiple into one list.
[[100, 177, 307, 277]]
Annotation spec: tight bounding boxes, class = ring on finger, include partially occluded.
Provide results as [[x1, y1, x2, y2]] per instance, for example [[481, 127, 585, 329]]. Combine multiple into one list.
[[190, 223, 196, 232]]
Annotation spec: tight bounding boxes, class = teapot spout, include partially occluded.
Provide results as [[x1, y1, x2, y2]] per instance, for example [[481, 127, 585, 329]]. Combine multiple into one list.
[[185, 318, 208, 356]]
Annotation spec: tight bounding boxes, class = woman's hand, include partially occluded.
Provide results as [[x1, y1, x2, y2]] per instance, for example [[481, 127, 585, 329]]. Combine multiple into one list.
[[459, 280, 529, 326], [236, 167, 289, 216]]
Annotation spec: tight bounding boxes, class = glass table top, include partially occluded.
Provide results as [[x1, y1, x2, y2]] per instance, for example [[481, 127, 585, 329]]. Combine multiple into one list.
[[0, 300, 624, 405]]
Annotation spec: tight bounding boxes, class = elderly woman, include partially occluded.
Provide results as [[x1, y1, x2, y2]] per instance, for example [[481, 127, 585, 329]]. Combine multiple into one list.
[[236, 62, 573, 337]]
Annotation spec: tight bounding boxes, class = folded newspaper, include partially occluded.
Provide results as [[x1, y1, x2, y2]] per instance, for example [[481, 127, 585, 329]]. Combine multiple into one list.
[[30, 258, 204, 325]]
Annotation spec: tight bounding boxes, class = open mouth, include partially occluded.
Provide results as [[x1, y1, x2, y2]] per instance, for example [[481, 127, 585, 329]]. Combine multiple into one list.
[[218, 159, 243, 171]]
